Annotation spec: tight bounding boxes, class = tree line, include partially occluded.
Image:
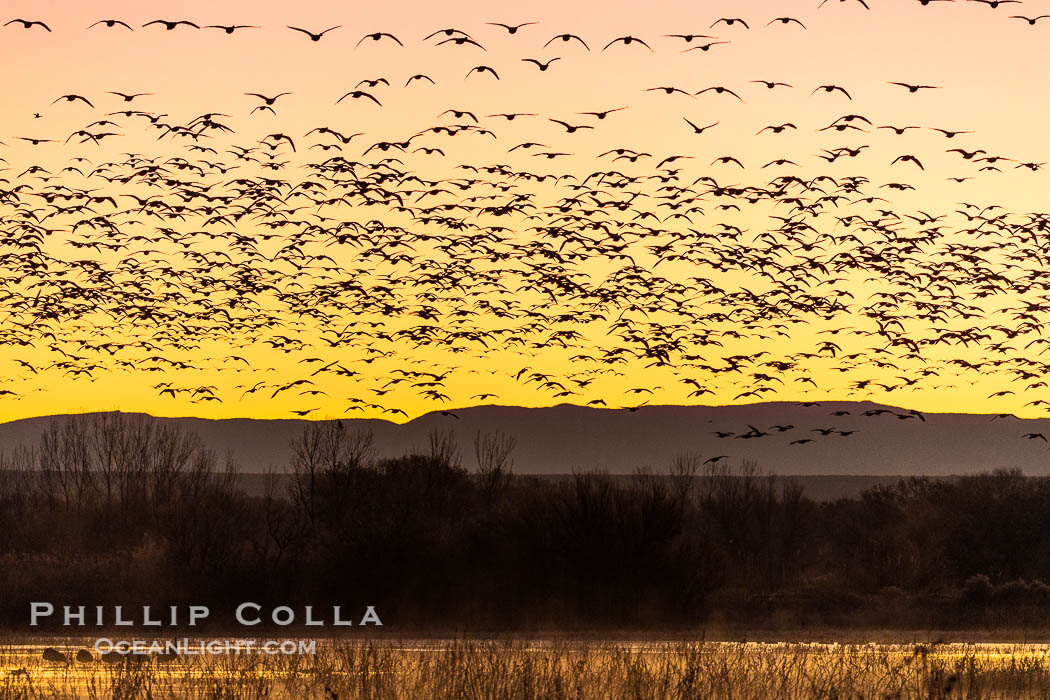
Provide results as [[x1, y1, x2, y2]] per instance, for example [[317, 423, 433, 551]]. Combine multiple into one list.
[[0, 413, 1047, 630]]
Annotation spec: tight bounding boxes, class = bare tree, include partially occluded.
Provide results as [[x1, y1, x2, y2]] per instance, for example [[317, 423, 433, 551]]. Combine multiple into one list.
[[670, 452, 700, 506], [474, 430, 516, 494], [290, 421, 376, 525], [427, 427, 461, 469]]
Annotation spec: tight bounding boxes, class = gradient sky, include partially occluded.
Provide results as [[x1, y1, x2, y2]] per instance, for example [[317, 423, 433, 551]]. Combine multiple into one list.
[[2, 0, 1050, 422]]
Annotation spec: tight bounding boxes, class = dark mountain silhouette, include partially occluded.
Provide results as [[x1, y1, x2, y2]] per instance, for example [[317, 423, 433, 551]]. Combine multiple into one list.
[[0, 402, 1046, 475]]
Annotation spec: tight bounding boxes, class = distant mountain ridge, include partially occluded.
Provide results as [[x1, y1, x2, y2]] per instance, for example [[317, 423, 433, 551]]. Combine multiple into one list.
[[0, 402, 1046, 475]]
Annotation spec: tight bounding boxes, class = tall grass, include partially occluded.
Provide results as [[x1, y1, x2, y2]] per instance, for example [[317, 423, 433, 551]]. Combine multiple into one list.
[[5, 639, 1050, 698]]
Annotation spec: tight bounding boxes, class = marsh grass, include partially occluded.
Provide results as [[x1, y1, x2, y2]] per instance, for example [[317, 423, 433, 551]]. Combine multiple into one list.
[[5, 639, 1050, 698]]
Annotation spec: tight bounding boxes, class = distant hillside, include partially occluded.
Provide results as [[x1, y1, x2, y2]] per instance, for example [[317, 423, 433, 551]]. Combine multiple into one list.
[[0, 402, 1047, 475]]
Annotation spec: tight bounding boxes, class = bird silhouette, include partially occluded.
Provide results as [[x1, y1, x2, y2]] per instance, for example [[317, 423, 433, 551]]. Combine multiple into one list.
[[603, 36, 653, 51], [487, 22, 538, 34], [52, 94, 94, 108], [812, 84, 852, 99], [579, 107, 626, 119], [711, 18, 749, 29], [522, 57, 561, 71], [696, 86, 744, 101], [206, 25, 259, 34], [683, 118, 718, 134], [108, 92, 152, 102], [1010, 14, 1050, 24], [891, 154, 925, 170], [357, 32, 403, 47], [287, 25, 341, 41], [143, 20, 199, 30], [336, 91, 382, 106], [245, 92, 291, 106], [544, 33, 590, 49], [465, 65, 500, 80], [4, 18, 51, 31], [889, 81, 942, 92], [766, 17, 807, 28], [682, 42, 729, 52], [88, 19, 133, 30], [665, 33, 714, 43]]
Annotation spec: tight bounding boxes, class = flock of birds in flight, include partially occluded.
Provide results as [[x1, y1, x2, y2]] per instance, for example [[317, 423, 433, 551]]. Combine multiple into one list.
[[2, 4, 1050, 453]]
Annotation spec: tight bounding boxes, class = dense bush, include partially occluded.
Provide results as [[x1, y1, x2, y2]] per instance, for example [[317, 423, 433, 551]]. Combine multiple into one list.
[[1, 414, 1048, 630]]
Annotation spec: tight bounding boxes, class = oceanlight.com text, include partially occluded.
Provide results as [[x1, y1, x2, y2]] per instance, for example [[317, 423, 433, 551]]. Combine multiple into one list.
[[93, 639, 318, 656]]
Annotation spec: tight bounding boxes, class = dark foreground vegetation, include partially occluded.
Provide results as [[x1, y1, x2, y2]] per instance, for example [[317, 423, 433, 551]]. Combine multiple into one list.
[[1, 413, 1048, 631]]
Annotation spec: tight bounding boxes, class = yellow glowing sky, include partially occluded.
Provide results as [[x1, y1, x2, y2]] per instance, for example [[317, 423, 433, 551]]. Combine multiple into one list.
[[2, 0, 1050, 422]]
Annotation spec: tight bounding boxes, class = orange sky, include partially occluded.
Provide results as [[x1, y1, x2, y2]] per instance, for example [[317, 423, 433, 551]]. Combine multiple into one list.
[[2, 0, 1050, 422]]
